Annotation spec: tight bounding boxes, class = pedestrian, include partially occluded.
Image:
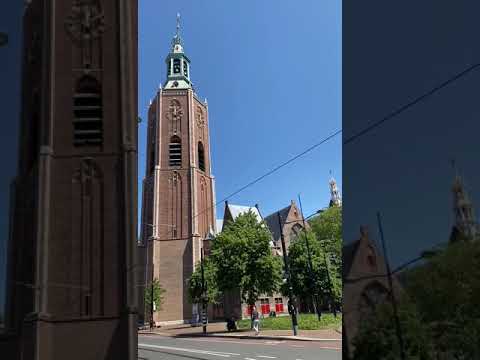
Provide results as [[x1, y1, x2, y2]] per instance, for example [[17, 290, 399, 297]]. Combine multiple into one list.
[[251, 305, 260, 335]]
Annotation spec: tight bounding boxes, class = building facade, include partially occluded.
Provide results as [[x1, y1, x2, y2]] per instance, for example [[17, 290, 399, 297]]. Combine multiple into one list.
[[4, 0, 138, 359], [216, 201, 311, 320], [342, 226, 403, 357], [139, 16, 216, 325]]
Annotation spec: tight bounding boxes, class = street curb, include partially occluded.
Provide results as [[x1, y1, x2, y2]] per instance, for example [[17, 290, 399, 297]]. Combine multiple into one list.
[[208, 334, 342, 342], [139, 331, 341, 342]]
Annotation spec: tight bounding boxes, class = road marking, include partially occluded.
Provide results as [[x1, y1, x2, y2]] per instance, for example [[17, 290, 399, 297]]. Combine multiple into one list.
[[138, 343, 240, 357], [245, 358, 257, 360], [257, 356, 277, 359]]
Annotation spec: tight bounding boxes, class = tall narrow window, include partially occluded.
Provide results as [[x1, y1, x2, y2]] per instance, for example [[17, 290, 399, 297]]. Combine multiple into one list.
[[183, 61, 188, 77], [73, 76, 103, 146], [149, 147, 155, 174], [198, 142, 205, 172], [169, 136, 182, 167]]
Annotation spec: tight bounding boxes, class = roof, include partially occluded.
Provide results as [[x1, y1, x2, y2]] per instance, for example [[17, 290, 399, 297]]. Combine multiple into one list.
[[264, 205, 292, 241], [342, 240, 360, 278], [227, 204, 263, 223]]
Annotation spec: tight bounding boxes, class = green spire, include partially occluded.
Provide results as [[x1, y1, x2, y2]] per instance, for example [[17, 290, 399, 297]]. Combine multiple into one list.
[[164, 13, 191, 89]]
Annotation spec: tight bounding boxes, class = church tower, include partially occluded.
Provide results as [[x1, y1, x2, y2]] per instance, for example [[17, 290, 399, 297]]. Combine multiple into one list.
[[6, 0, 138, 359], [329, 172, 342, 207], [140, 14, 216, 324], [450, 161, 479, 242]]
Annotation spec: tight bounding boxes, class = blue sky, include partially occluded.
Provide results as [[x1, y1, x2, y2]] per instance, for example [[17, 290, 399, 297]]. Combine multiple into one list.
[[138, 0, 342, 229]]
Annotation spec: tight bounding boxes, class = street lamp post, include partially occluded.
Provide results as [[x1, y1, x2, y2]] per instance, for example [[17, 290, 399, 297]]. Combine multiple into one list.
[[277, 212, 298, 335], [200, 247, 207, 335]]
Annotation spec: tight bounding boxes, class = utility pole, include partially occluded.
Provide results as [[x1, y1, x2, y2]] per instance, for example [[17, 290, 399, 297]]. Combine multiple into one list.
[[277, 212, 298, 335], [323, 251, 337, 318], [298, 194, 321, 320], [377, 212, 406, 360], [200, 247, 207, 335]]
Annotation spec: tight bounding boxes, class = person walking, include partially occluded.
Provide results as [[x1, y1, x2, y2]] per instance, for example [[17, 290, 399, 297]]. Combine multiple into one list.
[[251, 305, 260, 335]]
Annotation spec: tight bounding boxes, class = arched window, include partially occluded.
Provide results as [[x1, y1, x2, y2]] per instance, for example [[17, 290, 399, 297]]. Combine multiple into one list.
[[198, 142, 205, 171], [290, 223, 303, 238], [169, 136, 182, 167], [73, 76, 103, 146]]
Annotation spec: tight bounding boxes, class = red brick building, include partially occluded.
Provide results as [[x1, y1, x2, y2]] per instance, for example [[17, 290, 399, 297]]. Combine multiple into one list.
[[138, 15, 216, 325]]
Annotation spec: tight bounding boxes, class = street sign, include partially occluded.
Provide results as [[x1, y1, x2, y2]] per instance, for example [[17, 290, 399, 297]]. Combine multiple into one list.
[[0, 32, 8, 47]]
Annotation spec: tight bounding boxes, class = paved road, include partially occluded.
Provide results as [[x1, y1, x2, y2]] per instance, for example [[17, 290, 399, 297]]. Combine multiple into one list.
[[138, 334, 341, 360]]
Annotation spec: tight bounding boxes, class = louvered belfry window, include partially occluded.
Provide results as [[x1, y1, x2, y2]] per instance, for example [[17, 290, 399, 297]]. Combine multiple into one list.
[[198, 142, 205, 172], [169, 136, 182, 167], [73, 76, 103, 146]]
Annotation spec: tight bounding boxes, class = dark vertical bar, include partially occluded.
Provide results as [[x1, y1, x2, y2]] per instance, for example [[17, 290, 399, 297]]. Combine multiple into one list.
[[377, 212, 406, 360]]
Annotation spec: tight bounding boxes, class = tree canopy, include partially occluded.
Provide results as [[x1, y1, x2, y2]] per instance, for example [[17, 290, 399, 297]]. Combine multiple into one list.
[[205, 210, 283, 306], [144, 278, 166, 312], [285, 206, 342, 308], [352, 240, 480, 359], [187, 256, 220, 304]]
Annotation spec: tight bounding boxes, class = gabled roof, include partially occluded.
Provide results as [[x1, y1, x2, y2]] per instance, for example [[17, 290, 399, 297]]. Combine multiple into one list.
[[264, 205, 292, 242], [228, 204, 262, 222], [342, 240, 360, 278], [222, 202, 263, 232]]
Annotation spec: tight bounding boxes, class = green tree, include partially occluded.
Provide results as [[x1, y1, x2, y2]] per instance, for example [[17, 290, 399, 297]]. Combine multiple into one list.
[[352, 240, 480, 359], [404, 240, 480, 359], [352, 299, 433, 360], [309, 206, 342, 280], [188, 257, 220, 304], [144, 278, 166, 312], [210, 211, 283, 305], [286, 231, 341, 308], [286, 207, 342, 308]]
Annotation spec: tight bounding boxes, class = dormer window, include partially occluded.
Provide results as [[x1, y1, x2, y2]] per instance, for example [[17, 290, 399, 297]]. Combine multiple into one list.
[[173, 58, 181, 74]]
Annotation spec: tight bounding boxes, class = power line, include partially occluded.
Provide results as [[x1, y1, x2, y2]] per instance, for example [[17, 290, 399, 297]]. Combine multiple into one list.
[[192, 129, 342, 221], [343, 62, 480, 145]]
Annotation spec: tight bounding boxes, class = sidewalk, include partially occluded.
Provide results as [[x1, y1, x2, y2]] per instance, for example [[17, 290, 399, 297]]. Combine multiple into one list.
[[139, 322, 342, 342]]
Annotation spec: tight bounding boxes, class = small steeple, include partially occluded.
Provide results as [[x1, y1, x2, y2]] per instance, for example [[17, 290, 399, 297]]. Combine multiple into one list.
[[164, 13, 192, 90], [329, 170, 342, 207], [450, 160, 479, 242]]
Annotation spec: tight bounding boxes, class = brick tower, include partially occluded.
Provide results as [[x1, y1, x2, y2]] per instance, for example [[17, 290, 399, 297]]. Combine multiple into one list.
[[5, 1, 138, 359], [140, 14, 216, 324]]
